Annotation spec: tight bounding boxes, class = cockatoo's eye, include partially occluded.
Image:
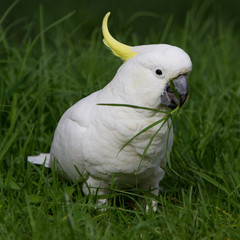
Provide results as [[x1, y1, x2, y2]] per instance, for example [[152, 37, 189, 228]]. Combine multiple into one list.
[[155, 69, 162, 75], [154, 68, 165, 79]]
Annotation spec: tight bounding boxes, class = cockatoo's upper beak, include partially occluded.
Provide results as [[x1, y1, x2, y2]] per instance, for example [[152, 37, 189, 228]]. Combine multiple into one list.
[[161, 74, 189, 109]]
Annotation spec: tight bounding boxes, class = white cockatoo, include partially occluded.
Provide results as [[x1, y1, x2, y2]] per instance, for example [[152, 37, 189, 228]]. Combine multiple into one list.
[[28, 12, 192, 211]]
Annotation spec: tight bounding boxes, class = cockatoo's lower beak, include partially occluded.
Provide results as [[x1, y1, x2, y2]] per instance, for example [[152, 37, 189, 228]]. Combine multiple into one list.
[[161, 74, 189, 109]]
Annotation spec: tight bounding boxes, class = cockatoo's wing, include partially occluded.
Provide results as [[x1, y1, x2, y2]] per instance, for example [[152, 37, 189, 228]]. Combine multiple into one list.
[[27, 153, 51, 168], [48, 91, 101, 181]]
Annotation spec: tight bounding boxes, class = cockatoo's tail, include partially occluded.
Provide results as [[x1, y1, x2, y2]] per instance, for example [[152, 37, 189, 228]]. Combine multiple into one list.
[[102, 12, 138, 61]]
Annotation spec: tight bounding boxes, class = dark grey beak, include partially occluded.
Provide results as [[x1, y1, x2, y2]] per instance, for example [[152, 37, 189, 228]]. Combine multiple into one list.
[[161, 74, 189, 109]]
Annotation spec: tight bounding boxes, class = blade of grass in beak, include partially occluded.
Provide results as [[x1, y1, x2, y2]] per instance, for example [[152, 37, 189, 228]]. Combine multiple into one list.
[[137, 118, 169, 172], [170, 80, 181, 106], [117, 117, 169, 156], [98, 103, 180, 156], [97, 103, 168, 114]]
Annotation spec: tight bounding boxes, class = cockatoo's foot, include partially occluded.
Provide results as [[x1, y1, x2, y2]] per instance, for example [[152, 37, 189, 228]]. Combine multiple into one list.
[[145, 199, 158, 213], [139, 196, 158, 213], [97, 198, 108, 212], [138, 167, 164, 213], [82, 174, 110, 211]]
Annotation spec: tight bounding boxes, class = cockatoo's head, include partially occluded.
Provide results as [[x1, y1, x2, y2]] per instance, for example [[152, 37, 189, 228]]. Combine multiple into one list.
[[102, 12, 192, 109]]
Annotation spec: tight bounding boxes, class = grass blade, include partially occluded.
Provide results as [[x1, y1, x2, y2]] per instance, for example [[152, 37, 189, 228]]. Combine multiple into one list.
[[0, 0, 20, 25], [117, 118, 167, 156], [97, 103, 168, 113], [137, 118, 168, 172]]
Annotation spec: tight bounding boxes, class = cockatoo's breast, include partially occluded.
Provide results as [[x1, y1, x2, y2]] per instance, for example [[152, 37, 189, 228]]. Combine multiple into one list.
[[80, 105, 172, 184]]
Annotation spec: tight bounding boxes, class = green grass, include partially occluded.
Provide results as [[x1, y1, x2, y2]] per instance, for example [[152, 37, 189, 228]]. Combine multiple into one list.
[[1, 1, 240, 239]]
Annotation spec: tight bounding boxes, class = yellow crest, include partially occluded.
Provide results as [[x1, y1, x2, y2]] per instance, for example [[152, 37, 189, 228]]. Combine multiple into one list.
[[102, 12, 138, 61]]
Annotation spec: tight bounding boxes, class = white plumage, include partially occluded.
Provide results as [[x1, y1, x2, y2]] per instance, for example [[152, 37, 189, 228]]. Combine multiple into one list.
[[28, 13, 192, 211]]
